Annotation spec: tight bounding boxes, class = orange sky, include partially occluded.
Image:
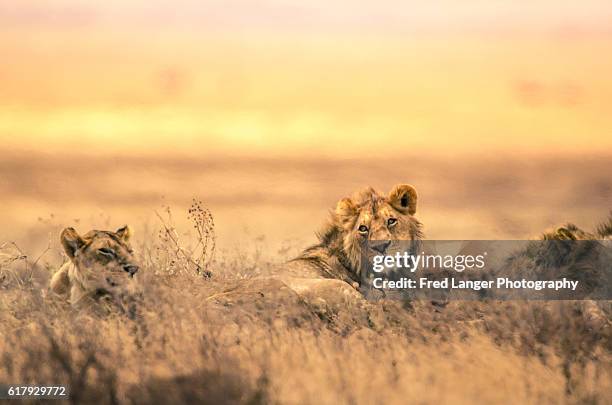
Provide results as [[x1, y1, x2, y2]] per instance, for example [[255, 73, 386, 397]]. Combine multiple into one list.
[[1, 1, 612, 157]]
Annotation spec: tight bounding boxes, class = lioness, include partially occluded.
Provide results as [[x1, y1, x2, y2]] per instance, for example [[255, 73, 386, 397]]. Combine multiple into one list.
[[49, 225, 139, 308]]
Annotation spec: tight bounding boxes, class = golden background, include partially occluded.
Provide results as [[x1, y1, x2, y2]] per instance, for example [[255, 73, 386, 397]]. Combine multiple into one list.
[[1, 1, 611, 251]]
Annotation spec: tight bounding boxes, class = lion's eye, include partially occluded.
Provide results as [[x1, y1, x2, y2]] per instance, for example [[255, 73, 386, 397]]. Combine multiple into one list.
[[98, 248, 116, 258], [387, 218, 398, 227], [358, 225, 369, 234]]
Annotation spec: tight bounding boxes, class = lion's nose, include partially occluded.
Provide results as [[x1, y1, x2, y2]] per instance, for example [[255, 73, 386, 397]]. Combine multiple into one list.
[[123, 264, 139, 276], [371, 240, 391, 254]]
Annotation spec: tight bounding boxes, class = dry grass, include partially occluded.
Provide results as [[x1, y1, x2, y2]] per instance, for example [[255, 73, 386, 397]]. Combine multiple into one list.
[[0, 204, 611, 404]]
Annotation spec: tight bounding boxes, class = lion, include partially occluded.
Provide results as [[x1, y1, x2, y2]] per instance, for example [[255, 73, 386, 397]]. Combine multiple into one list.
[[253, 184, 423, 315], [285, 184, 422, 284], [49, 225, 139, 308], [543, 213, 612, 241]]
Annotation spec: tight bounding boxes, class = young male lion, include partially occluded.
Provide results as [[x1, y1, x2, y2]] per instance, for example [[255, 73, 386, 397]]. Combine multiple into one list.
[[49, 225, 139, 308], [286, 183, 422, 285], [253, 184, 422, 312]]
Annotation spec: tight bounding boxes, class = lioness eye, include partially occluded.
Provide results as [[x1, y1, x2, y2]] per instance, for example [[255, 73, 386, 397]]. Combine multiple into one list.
[[358, 225, 369, 234], [387, 218, 398, 227], [98, 248, 115, 258]]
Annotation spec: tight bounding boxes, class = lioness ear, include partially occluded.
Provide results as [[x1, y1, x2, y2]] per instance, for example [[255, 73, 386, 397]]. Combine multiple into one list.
[[335, 198, 357, 219], [116, 225, 133, 242], [388, 184, 418, 215], [61, 227, 85, 259]]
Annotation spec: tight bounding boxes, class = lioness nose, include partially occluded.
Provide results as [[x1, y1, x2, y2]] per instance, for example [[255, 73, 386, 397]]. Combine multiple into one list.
[[371, 240, 391, 254], [123, 264, 139, 276]]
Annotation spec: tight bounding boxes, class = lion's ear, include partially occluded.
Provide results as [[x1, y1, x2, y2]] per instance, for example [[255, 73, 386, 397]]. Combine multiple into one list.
[[116, 225, 133, 242], [61, 227, 85, 259], [388, 184, 417, 215], [335, 198, 357, 220]]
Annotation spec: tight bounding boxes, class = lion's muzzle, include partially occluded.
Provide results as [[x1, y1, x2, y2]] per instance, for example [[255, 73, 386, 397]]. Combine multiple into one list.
[[371, 240, 391, 254]]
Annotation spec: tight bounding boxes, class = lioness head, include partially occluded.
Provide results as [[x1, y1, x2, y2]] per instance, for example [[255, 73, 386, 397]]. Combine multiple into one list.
[[61, 225, 139, 281], [310, 184, 422, 281]]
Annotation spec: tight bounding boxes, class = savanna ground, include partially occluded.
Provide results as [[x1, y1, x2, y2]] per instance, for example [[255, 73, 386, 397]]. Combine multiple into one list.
[[0, 150, 611, 404]]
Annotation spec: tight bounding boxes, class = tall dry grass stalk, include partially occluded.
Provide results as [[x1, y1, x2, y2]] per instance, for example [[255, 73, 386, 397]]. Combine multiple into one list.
[[153, 199, 215, 277]]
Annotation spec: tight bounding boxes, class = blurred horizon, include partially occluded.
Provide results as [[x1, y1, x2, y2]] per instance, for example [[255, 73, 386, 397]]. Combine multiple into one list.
[[1, 151, 610, 255], [2, 1, 612, 157]]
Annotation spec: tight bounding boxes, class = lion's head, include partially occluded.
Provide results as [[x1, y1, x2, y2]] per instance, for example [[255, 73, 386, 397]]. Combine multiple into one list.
[[61, 225, 139, 292], [313, 184, 422, 280]]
